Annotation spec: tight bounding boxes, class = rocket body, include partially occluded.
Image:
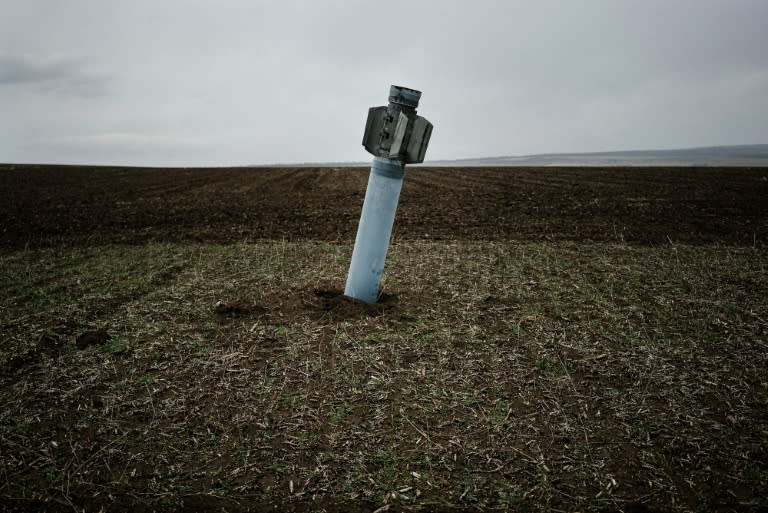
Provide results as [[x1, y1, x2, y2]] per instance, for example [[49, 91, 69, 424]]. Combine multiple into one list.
[[344, 158, 404, 303], [344, 85, 432, 304]]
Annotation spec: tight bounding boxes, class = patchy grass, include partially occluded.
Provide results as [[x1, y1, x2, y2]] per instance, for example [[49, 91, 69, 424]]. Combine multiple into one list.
[[1, 241, 767, 512]]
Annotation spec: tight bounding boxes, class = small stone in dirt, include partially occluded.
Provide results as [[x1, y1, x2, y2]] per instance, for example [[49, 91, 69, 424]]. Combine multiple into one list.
[[75, 329, 110, 349]]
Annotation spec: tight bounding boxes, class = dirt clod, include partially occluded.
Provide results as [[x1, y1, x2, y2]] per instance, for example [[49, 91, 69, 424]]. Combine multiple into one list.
[[213, 301, 266, 319], [75, 329, 110, 349], [304, 288, 397, 319]]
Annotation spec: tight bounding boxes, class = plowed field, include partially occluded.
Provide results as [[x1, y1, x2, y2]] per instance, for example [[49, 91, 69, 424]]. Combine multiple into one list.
[[2, 165, 767, 248]]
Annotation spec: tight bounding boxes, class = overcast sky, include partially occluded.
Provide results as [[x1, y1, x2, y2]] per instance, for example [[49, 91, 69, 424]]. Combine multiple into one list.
[[2, 0, 767, 166]]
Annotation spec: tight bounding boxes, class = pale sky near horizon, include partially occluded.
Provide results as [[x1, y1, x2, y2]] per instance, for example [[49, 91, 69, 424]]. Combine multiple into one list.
[[2, 0, 767, 166]]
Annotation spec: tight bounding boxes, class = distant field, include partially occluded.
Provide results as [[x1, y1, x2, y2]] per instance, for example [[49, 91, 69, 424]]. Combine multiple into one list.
[[1, 166, 767, 512], [426, 144, 768, 168], [1, 164, 767, 247]]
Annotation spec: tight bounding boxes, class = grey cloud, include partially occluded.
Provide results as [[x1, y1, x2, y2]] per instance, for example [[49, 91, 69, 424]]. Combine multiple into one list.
[[0, 55, 108, 97]]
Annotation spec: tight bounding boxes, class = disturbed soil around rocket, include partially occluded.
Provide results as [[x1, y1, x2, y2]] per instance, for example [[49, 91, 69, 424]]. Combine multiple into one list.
[[1, 164, 768, 513], [1, 164, 767, 248]]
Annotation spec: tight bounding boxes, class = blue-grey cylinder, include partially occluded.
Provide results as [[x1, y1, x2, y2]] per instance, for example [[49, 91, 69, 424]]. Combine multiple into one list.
[[344, 157, 405, 303]]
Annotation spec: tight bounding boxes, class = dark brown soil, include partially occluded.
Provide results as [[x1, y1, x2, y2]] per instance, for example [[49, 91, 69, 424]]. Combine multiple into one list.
[[304, 288, 399, 320], [1, 164, 767, 248]]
